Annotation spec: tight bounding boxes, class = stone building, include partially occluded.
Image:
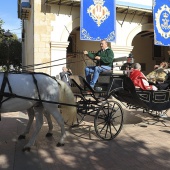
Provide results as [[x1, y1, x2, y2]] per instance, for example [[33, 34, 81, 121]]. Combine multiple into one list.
[[18, 0, 170, 76]]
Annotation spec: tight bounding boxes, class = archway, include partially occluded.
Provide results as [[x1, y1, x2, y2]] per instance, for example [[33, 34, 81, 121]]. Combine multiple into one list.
[[126, 23, 156, 74], [60, 17, 80, 42], [126, 23, 153, 46]]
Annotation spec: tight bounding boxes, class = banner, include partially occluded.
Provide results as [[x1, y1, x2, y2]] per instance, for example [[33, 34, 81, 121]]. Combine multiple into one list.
[[153, 0, 170, 46], [80, 0, 116, 42]]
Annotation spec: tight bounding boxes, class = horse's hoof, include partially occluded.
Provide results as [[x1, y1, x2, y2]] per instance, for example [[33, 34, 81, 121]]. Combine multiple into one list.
[[18, 135, 26, 140], [56, 143, 64, 147], [22, 147, 31, 152], [46, 133, 53, 137]]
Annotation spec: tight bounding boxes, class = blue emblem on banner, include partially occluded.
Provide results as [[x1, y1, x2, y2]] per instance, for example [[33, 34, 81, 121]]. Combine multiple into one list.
[[80, 0, 116, 42], [153, 0, 170, 46]]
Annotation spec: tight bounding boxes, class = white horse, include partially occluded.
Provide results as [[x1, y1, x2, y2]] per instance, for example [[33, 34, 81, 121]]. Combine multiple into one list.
[[0, 72, 77, 151]]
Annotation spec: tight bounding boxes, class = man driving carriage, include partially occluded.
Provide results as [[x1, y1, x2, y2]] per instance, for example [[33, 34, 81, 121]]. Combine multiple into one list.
[[83, 40, 114, 89]]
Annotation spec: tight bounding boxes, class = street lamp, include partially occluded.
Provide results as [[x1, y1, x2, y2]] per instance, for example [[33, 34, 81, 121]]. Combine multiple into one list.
[[4, 30, 13, 71], [4, 30, 13, 38]]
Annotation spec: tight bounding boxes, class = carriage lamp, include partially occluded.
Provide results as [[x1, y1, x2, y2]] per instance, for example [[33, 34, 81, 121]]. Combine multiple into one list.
[[4, 30, 13, 38], [4, 30, 13, 71]]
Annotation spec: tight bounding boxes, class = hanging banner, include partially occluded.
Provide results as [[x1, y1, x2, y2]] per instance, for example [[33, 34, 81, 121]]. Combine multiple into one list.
[[80, 0, 116, 42], [153, 0, 170, 46]]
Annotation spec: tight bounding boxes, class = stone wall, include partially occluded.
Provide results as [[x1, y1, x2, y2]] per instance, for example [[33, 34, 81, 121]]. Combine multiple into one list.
[[33, 0, 55, 74]]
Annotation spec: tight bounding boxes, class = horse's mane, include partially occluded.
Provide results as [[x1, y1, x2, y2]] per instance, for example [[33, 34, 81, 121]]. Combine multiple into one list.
[[56, 79, 77, 126]]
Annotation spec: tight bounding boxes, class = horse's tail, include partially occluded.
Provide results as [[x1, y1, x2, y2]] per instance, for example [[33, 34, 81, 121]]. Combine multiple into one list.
[[56, 79, 77, 126]]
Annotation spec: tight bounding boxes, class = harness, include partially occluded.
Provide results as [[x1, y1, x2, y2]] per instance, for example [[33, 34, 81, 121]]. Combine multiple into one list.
[[0, 72, 12, 120], [0, 72, 77, 119], [0, 72, 42, 121]]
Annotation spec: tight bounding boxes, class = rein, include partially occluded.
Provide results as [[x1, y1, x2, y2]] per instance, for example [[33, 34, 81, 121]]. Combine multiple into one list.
[[24, 59, 90, 71], [22, 57, 67, 69], [0, 92, 78, 107], [21, 52, 90, 71], [19, 51, 99, 72]]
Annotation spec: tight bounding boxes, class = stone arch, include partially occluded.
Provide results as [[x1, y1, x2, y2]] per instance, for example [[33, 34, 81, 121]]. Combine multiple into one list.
[[60, 17, 80, 42], [126, 23, 153, 46]]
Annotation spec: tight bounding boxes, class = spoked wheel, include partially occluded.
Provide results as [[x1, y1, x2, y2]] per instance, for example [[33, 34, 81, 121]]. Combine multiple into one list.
[[94, 100, 124, 140], [73, 94, 87, 126]]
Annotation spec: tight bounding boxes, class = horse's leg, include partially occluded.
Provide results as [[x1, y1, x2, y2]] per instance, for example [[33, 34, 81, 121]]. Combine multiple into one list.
[[44, 104, 66, 147], [18, 107, 35, 140], [23, 106, 43, 152], [43, 110, 53, 137], [56, 113, 66, 147]]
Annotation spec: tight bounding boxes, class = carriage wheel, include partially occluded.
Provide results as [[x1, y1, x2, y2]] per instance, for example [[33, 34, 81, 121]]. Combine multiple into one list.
[[73, 94, 86, 126], [94, 100, 124, 140]]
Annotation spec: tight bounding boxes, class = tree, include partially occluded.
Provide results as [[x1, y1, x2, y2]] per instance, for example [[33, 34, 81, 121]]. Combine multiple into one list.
[[0, 18, 22, 70], [0, 18, 5, 41]]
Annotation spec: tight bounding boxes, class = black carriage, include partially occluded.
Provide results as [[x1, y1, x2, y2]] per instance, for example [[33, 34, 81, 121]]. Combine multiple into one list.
[[70, 66, 170, 140]]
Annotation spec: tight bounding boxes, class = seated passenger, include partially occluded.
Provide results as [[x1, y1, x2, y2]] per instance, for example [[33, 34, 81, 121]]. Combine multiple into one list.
[[147, 61, 169, 84], [146, 61, 170, 90], [153, 61, 168, 70], [83, 40, 114, 88], [129, 63, 157, 91], [59, 67, 72, 86]]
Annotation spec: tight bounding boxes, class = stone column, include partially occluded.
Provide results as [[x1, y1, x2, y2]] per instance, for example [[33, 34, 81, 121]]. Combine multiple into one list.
[[50, 41, 69, 77]]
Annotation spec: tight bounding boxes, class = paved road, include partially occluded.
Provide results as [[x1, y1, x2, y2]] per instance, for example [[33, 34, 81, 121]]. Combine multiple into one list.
[[0, 109, 170, 170]]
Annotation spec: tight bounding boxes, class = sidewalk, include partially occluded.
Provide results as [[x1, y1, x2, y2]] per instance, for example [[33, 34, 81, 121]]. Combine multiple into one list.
[[0, 109, 170, 170]]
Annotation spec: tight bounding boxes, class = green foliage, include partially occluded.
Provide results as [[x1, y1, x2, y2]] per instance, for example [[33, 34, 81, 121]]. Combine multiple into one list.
[[0, 22, 21, 71], [0, 18, 5, 41], [0, 39, 22, 67], [0, 18, 22, 70]]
